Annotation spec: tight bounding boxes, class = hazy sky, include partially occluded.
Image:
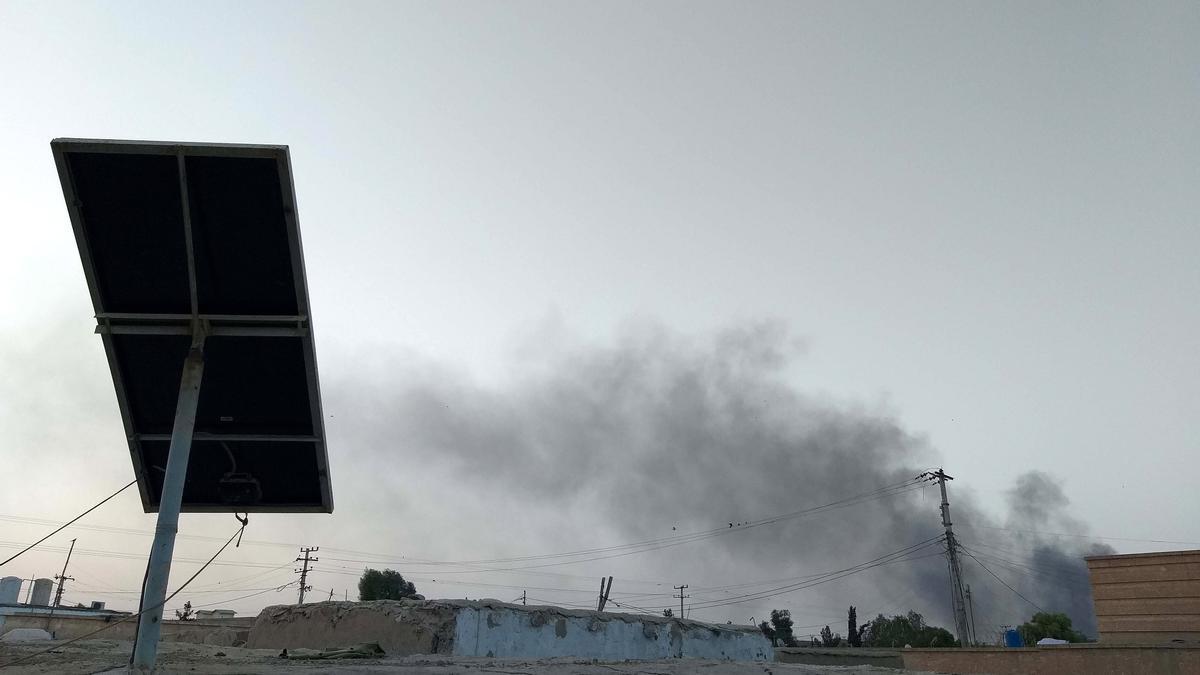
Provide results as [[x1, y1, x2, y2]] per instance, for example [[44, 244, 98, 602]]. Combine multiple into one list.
[[1, 1, 1197, 635]]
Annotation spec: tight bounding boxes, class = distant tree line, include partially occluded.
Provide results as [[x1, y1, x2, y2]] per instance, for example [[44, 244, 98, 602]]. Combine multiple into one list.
[[760, 607, 957, 648], [759, 604, 1090, 649]]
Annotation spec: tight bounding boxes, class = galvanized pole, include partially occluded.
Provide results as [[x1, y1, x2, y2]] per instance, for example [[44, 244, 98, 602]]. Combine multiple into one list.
[[130, 336, 205, 672]]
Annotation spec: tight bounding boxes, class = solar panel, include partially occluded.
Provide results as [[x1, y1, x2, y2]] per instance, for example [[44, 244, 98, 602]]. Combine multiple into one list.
[[52, 139, 333, 513]]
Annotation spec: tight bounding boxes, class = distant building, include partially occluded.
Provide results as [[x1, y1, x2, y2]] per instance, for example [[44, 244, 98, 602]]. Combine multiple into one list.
[[1086, 548, 1200, 645], [0, 601, 132, 639], [195, 609, 236, 620]]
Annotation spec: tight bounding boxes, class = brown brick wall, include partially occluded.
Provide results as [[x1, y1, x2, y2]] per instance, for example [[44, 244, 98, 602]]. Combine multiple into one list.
[[1093, 597, 1200, 615], [1087, 549, 1200, 645], [1092, 580, 1200, 600], [902, 645, 1200, 675]]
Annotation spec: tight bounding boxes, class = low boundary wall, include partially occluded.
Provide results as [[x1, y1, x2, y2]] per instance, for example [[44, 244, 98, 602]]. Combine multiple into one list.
[[248, 599, 772, 661], [0, 612, 253, 645], [778, 645, 1200, 674], [903, 645, 1200, 674]]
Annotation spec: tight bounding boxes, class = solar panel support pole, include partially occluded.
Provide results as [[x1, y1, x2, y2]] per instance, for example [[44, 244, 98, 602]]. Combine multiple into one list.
[[131, 330, 206, 673]]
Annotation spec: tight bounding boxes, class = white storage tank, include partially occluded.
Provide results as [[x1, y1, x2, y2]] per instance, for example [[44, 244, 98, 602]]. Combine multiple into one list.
[[0, 576, 21, 604], [30, 578, 54, 606]]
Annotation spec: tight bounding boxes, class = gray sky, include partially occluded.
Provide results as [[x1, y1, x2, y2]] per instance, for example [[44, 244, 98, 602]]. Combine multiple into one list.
[[1, 1, 1197, 636]]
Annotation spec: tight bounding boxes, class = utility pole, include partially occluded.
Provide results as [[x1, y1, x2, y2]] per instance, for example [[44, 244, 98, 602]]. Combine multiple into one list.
[[522, 590, 527, 606], [597, 576, 613, 612], [53, 538, 77, 607], [328, 588, 334, 601], [45, 538, 77, 634], [920, 469, 971, 647], [295, 546, 318, 604], [965, 584, 977, 646], [673, 584, 689, 619]]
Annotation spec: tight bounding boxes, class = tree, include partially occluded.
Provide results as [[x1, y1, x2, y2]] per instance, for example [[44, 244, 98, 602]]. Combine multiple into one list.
[[758, 620, 777, 646], [1017, 612, 1086, 644], [770, 609, 797, 647], [357, 568, 418, 601], [847, 606, 864, 647], [860, 611, 958, 648], [819, 624, 842, 647], [175, 601, 195, 621], [662, 608, 673, 618]]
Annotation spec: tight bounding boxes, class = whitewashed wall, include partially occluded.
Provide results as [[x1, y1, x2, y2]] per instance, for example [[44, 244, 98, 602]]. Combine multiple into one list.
[[453, 604, 772, 661]]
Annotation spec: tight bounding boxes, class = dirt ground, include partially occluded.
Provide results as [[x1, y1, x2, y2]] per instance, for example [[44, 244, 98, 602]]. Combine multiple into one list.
[[0, 638, 918, 674]]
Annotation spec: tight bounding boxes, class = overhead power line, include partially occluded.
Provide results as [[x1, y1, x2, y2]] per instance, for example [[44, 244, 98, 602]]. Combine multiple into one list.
[[0, 477, 930, 591], [0, 479, 136, 568], [960, 549, 1045, 613], [320, 479, 929, 574], [0, 540, 288, 570], [957, 543, 1091, 587], [679, 537, 947, 611], [1, 522, 246, 669]]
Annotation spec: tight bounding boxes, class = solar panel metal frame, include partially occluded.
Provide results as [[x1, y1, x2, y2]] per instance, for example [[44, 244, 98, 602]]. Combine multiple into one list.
[[51, 138, 333, 513]]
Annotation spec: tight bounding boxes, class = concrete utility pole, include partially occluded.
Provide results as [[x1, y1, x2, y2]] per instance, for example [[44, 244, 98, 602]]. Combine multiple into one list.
[[45, 538, 77, 634], [921, 469, 971, 647], [53, 538, 76, 607], [295, 546, 318, 604], [597, 576, 613, 612], [673, 584, 690, 619], [965, 584, 977, 646]]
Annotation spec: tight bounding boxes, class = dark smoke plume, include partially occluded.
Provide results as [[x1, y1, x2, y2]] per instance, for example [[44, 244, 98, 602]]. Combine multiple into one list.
[[333, 320, 1107, 638]]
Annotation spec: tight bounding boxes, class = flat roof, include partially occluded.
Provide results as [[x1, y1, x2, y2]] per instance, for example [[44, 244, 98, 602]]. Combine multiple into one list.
[[1085, 548, 1200, 562]]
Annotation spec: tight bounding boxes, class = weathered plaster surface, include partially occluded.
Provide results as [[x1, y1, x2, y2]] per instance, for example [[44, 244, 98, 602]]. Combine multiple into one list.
[[248, 600, 772, 661], [454, 603, 771, 660]]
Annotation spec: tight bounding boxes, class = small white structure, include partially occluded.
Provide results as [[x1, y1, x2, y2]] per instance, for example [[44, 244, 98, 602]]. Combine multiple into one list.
[[0, 628, 52, 642], [196, 609, 237, 620]]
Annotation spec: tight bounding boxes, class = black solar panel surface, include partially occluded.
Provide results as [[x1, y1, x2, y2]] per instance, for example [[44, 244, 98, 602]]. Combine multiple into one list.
[[55, 139, 331, 512]]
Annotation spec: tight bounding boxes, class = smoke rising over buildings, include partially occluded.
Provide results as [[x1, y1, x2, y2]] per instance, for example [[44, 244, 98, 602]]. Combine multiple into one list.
[[335, 320, 1109, 637]]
